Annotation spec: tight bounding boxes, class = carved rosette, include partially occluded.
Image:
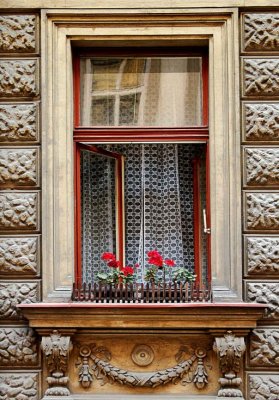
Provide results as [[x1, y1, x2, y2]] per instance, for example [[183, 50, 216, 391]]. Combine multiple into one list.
[[243, 103, 279, 142], [0, 15, 36, 53], [243, 59, 279, 97], [243, 14, 279, 52], [213, 331, 246, 398]]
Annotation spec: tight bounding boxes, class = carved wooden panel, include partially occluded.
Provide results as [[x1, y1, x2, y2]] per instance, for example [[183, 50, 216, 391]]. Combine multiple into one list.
[[243, 14, 279, 52], [0, 148, 39, 187], [0, 372, 39, 400], [0, 59, 39, 98], [243, 103, 279, 142], [248, 374, 279, 400], [244, 192, 279, 231], [0, 192, 39, 230], [0, 327, 39, 367], [244, 236, 279, 276], [246, 281, 279, 320], [0, 103, 39, 143], [243, 59, 279, 97], [0, 15, 37, 53], [0, 280, 40, 321], [0, 236, 39, 276], [244, 147, 279, 186], [250, 329, 279, 367]]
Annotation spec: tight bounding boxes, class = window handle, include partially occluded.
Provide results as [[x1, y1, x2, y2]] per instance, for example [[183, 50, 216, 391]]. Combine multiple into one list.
[[203, 209, 211, 234]]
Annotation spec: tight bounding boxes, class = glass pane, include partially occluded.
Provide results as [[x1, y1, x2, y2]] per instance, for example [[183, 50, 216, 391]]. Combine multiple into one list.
[[80, 57, 203, 127]]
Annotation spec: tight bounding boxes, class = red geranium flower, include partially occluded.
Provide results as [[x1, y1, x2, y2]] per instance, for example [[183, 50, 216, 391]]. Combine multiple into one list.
[[101, 252, 116, 261], [122, 266, 134, 276], [107, 259, 120, 268], [165, 259, 175, 267]]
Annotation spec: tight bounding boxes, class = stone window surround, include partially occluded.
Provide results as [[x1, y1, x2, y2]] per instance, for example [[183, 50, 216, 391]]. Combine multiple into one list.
[[41, 8, 241, 302]]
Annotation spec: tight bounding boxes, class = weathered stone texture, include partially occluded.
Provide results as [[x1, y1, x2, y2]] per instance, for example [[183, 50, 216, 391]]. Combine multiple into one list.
[[243, 103, 279, 142], [0, 103, 38, 143], [247, 282, 279, 320], [0, 60, 38, 97], [0, 148, 38, 187], [250, 329, 279, 366], [0, 192, 38, 230], [0, 281, 40, 320], [0, 15, 36, 53], [0, 327, 38, 367], [243, 14, 279, 52], [245, 193, 279, 230], [246, 237, 279, 275], [243, 59, 279, 97], [0, 372, 39, 400], [0, 237, 39, 276], [245, 148, 279, 186], [249, 374, 279, 400]]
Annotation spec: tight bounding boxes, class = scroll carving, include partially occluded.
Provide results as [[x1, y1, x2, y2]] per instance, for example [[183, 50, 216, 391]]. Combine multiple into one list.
[[243, 59, 279, 97], [0, 60, 38, 97], [243, 14, 279, 52], [0, 372, 39, 400], [41, 330, 73, 397], [250, 329, 279, 366], [245, 193, 279, 230], [249, 374, 279, 399], [244, 103, 279, 142], [246, 237, 279, 275], [247, 282, 279, 320], [0, 15, 36, 53], [213, 331, 246, 398], [0, 192, 38, 230], [245, 148, 279, 186]]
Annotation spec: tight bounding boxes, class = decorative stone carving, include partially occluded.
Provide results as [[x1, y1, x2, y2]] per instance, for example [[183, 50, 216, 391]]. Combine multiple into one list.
[[0, 15, 36, 53], [0, 372, 39, 400], [131, 344, 154, 366], [0, 327, 38, 367], [243, 59, 279, 97], [244, 148, 279, 186], [250, 329, 279, 366], [246, 282, 279, 320], [213, 331, 246, 398], [41, 330, 73, 397], [0, 103, 38, 143], [245, 236, 279, 275], [249, 374, 279, 400], [0, 281, 40, 320], [243, 103, 279, 142], [245, 193, 279, 230], [0, 192, 38, 230], [243, 14, 279, 52], [0, 60, 38, 97], [0, 148, 38, 187]]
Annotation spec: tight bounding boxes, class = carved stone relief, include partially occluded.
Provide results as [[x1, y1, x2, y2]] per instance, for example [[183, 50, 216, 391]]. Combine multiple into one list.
[[245, 193, 279, 230], [246, 282, 279, 320], [0, 60, 38, 97], [0, 372, 39, 400], [244, 148, 279, 186], [0, 192, 39, 230], [0, 148, 38, 187], [249, 374, 279, 400], [245, 236, 279, 275], [0, 327, 38, 367], [243, 103, 279, 142], [0, 236, 39, 276], [250, 329, 279, 367], [243, 59, 279, 97], [243, 14, 279, 52], [0, 15, 36, 53], [131, 344, 154, 367], [0, 281, 40, 320], [0, 103, 38, 143]]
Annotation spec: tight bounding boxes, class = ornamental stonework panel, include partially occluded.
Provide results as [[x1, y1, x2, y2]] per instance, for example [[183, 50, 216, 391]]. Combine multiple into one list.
[[250, 329, 279, 367], [0, 192, 39, 230], [248, 374, 279, 400], [244, 147, 279, 186], [243, 59, 279, 97], [0, 59, 39, 98], [243, 14, 279, 52], [0, 280, 40, 321], [0, 327, 39, 367], [243, 103, 279, 142], [245, 236, 279, 276], [0, 15, 37, 53], [0, 372, 39, 400], [246, 282, 279, 320], [0, 236, 40, 276], [244, 192, 279, 231], [0, 103, 39, 143]]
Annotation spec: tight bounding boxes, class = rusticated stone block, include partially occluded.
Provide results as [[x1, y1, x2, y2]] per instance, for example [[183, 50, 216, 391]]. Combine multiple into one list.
[[243, 59, 279, 97], [0, 15, 36, 53], [0, 281, 40, 320], [245, 192, 279, 230], [245, 236, 279, 276], [243, 103, 279, 142], [250, 329, 279, 366], [0, 148, 38, 187], [0, 373, 39, 400], [246, 282, 279, 320], [0, 327, 38, 367], [248, 374, 279, 400], [0, 103, 39, 143], [0, 236, 39, 276], [243, 14, 279, 52], [0, 59, 39, 98], [244, 148, 279, 186], [0, 192, 39, 230]]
